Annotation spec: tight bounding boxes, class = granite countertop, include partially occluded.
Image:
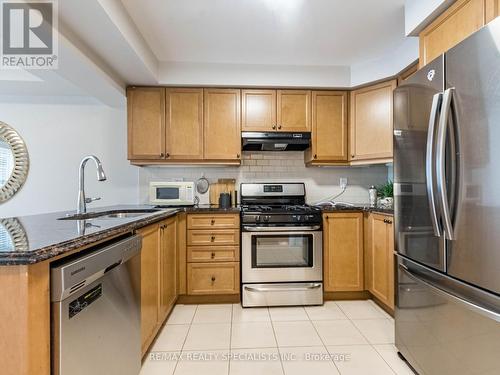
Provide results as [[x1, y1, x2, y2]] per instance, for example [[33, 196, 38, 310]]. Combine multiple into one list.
[[0, 204, 240, 266], [0, 202, 391, 266]]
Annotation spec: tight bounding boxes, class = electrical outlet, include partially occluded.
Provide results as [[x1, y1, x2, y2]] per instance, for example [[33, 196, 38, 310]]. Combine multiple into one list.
[[340, 178, 348, 189]]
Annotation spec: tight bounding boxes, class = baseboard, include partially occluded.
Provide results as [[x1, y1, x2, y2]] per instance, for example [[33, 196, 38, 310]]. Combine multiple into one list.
[[369, 293, 395, 317], [177, 294, 240, 304]]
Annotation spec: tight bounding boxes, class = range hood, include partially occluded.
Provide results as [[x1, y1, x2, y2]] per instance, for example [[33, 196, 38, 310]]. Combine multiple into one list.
[[241, 132, 311, 151]]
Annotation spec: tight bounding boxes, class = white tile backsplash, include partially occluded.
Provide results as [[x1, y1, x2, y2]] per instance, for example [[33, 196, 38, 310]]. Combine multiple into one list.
[[138, 151, 389, 205]]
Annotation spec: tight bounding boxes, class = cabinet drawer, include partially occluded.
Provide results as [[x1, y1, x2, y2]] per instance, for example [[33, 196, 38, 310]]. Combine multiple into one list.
[[187, 262, 240, 295], [188, 246, 239, 262], [187, 214, 240, 229], [187, 229, 239, 246]]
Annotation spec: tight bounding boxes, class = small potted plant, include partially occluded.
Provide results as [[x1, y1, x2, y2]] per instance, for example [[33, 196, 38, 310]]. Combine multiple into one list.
[[377, 180, 393, 208]]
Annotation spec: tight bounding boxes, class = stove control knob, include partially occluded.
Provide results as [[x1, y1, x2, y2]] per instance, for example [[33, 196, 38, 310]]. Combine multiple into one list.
[[295, 215, 302, 222], [255, 215, 261, 222], [263, 215, 270, 222]]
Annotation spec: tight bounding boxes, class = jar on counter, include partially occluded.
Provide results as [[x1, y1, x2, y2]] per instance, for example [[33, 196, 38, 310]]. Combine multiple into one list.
[[369, 186, 377, 207]]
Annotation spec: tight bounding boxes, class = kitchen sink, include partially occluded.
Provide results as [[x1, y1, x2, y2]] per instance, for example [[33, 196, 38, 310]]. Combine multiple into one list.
[[58, 209, 160, 221]]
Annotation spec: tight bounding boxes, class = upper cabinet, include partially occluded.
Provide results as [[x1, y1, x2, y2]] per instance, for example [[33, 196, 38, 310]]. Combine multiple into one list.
[[241, 89, 277, 132], [127, 87, 241, 165], [349, 80, 396, 164], [165, 88, 203, 160], [203, 88, 241, 161], [277, 90, 311, 132], [127, 87, 165, 160], [241, 89, 311, 132], [419, 0, 499, 67], [305, 91, 348, 164]]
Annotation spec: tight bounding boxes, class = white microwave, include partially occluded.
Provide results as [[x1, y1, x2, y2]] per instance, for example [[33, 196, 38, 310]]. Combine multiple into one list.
[[149, 181, 195, 206]]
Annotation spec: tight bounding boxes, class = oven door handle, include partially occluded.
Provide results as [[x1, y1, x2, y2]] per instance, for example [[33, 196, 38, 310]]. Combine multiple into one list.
[[244, 283, 322, 292], [242, 225, 321, 231]]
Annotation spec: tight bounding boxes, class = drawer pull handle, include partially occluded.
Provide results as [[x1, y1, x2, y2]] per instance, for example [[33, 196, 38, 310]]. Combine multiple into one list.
[[211, 276, 216, 282], [211, 235, 215, 242], [211, 252, 216, 259], [211, 219, 215, 225]]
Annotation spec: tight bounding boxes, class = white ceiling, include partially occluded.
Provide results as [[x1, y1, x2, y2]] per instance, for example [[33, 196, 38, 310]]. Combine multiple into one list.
[[121, 0, 407, 66]]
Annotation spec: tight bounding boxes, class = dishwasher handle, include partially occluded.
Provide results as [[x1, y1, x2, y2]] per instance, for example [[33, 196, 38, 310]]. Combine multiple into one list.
[[51, 235, 141, 302]]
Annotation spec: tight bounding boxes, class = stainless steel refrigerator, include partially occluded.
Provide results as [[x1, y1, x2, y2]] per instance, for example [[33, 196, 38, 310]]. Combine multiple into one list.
[[394, 17, 500, 375]]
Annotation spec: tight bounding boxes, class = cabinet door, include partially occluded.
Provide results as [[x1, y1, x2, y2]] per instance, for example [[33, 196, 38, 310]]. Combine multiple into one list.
[[165, 88, 203, 160], [277, 90, 311, 132], [323, 213, 364, 291], [419, 0, 486, 67], [308, 91, 348, 162], [204, 88, 241, 161], [127, 87, 165, 160], [486, 0, 500, 23], [159, 218, 177, 322], [137, 223, 160, 354], [187, 262, 240, 295], [369, 214, 394, 309], [241, 89, 276, 132], [350, 80, 396, 162]]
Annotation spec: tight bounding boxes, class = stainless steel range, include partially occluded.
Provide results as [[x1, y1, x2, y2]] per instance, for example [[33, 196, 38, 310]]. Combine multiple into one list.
[[240, 183, 323, 307]]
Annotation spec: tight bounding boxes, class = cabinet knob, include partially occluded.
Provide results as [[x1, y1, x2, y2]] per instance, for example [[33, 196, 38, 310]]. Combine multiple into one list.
[[160, 152, 165, 158], [211, 252, 215, 259], [314, 154, 317, 159], [237, 154, 240, 159], [166, 153, 170, 158], [272, 125, 276, 130], [211, 276, 216, 282], [211, 235, 215, 242], [278, 125, 282, 130], [211, 219, 215, 225], [351, 154, 355, 158]]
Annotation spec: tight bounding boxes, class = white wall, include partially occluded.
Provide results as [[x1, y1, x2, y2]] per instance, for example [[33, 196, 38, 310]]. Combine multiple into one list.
[[139, 152, 389, 205], [0, 99, 139, 218], [405, 0, 456, 36]]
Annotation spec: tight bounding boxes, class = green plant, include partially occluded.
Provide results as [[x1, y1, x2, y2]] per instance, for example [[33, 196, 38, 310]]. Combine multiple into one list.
[[377, 180, 393, 198]]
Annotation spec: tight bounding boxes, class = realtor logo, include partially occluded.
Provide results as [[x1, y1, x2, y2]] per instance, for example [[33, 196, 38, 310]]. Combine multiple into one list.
[[1, 0, 58, 69]]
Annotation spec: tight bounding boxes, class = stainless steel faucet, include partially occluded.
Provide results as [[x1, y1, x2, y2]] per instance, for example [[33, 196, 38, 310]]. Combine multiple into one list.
[[77, 155, 107, 214]]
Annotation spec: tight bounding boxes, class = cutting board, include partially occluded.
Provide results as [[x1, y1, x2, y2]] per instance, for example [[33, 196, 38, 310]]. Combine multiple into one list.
[[209, 178, 236, 206]]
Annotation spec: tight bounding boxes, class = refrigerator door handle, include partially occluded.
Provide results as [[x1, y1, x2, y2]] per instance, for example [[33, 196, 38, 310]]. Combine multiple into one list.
[[436, 88, 457, 240], [399, 263, 500, 322], [426, 92, 443, 237]]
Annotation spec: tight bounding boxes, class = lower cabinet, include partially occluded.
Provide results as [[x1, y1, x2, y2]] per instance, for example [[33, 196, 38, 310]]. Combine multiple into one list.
[[366, 213, 395, 309], [187, 262, 240, 295], [323, 212, 364, 291], [186, 213, 240, 296], [137, 217, 178, 356]]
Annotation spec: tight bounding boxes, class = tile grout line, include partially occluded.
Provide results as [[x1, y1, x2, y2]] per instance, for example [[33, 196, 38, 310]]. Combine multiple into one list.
[[337, 302, 399, 375], [172, 304, 199, 375], [227, 304, 233, 375], [305, 307, 344, 375], [267, 307, 286, 375]]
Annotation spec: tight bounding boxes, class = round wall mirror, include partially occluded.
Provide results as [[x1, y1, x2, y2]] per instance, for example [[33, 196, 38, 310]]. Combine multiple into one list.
[[0, 122, 29, 203]]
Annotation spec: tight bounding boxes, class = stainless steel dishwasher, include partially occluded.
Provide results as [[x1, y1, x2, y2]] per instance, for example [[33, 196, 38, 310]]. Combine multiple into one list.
[[51, 235, 142, 375]]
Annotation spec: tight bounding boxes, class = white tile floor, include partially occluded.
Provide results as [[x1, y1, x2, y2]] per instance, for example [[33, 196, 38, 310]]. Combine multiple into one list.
[[140, 300, 414, 375]]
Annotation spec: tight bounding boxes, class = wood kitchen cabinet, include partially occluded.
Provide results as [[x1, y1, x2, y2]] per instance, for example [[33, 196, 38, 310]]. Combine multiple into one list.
[[323, 212, 364, 291], [366, 213, 395, 310], [185, 213, 240, 296], [242, 89, 310, 132], [165, 88, 204, 160], [419, 0, 499, 67], [305, 91, 348, 164], [241, 89, 277, 132], [136, 223, 160, 355], [277, 90, 311, 132], [204, 88, 242, 161], [349, 80, 396, 164], [137, 217, 178, 356], [127, 87, 165, 160], [159, 217, 177, 323]]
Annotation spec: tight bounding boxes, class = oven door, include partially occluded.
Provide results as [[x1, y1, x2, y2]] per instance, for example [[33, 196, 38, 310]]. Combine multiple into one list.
[[241, 227, 323, 283]]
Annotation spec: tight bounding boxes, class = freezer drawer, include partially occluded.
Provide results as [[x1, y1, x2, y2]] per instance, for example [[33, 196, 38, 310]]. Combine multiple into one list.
[[396, 257, 500, 375]]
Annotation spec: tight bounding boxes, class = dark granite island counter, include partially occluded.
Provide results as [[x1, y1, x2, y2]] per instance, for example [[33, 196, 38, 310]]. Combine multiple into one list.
[[0, 204, 240, 375]]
